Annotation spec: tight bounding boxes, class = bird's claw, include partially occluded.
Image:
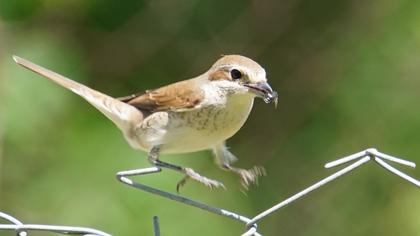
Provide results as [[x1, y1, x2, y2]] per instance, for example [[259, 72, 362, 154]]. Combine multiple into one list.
[[176, 167, 225, 192], [238, 166, 266, 190]]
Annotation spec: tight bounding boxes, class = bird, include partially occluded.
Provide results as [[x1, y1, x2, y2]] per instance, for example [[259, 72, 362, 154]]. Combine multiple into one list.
[[13, 55, 278, 191]]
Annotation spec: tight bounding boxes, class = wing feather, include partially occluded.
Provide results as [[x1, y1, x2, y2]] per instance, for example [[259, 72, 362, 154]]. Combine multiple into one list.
[[120, 79, 204, 112]]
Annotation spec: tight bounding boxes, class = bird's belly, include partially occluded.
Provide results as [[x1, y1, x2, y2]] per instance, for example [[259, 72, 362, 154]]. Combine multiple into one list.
[[159, 96, 254, 153]]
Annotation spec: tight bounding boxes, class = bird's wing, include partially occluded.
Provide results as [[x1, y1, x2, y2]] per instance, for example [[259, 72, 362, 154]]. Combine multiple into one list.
[[13, 56, 144, 133], [119, 79, 205, 112]]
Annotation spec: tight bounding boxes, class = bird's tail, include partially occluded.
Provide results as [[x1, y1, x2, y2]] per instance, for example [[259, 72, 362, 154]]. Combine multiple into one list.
[[13, 55, 144, 134]]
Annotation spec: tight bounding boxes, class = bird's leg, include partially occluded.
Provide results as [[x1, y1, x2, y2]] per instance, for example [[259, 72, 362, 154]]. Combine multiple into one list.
[[213, 143, 266, 190], [148, 146, 225, 192], [148, 146, 183, 172]]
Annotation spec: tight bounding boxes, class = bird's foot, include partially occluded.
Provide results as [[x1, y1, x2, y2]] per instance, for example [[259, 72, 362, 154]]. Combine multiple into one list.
[[236, 166, 266, 190], [176, 167, 225, 192]]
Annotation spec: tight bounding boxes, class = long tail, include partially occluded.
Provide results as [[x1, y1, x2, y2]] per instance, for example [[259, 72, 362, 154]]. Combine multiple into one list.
[[13, 55, 144, 133]]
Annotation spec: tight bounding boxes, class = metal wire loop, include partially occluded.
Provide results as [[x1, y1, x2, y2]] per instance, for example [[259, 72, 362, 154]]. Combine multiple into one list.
[[117, 148, 419, 235]]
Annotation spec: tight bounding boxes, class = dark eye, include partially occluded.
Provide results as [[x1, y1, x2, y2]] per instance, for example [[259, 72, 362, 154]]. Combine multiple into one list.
[[230, 69, 242, 80]]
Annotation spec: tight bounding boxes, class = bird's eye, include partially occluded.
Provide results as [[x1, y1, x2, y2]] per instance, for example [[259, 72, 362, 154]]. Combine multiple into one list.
[[230, 69, 242, 80]]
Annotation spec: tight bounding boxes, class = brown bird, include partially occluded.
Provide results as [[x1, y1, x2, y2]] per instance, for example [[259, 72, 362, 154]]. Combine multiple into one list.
[[13, 55, 278, 191]]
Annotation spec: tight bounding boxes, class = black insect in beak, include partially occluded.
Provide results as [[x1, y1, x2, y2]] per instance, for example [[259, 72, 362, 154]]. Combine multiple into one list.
[[245, 82, 278, 107]]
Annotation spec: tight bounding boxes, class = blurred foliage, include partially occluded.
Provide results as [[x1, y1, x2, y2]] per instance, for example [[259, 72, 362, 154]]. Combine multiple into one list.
[[0, 0, 420, 235]]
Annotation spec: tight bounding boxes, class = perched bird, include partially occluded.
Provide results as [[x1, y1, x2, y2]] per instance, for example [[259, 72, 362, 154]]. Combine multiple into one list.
[[13, 55, 278, 191]]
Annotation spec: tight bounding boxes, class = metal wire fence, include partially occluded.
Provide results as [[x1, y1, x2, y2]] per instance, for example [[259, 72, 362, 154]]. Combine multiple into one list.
[[0, 212, 161, 236], [1, 148, 419, 235], [0, 211, 112, 236]]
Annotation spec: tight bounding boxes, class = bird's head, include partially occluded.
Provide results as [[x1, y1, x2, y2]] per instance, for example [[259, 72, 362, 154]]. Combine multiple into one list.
[[207, 55, 278, 106]]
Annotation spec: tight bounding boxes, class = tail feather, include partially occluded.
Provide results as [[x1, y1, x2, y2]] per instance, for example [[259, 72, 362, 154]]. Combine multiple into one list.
[[13, 55, 144, 133]]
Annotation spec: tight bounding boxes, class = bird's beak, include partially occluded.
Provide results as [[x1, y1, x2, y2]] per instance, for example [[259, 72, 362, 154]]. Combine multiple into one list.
[[244, 81, 278, 107]]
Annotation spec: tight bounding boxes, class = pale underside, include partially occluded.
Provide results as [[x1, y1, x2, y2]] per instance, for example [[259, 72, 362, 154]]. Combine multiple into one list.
[[128, 92, 255, 154]]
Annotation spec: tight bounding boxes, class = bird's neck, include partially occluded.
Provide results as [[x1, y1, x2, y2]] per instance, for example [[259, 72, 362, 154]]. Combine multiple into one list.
[[225, 92, 255, 113]]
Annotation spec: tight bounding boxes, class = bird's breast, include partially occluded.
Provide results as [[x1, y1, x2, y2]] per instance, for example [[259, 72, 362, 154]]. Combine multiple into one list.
[[159, 93, 255, 153]]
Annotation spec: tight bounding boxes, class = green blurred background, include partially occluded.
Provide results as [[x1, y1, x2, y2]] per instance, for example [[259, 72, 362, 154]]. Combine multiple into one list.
[[0, 0, 420, 235]]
